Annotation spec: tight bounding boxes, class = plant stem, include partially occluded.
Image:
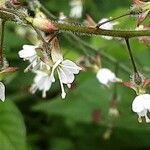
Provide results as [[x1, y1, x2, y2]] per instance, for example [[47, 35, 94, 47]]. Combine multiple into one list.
[[53, 22, 150, 38], [0, 7, 26, 22], [96, 12, 130, 28], [0, 20, 5, 69], [1, 7, 150, 38], [125, 38, 138, 74]]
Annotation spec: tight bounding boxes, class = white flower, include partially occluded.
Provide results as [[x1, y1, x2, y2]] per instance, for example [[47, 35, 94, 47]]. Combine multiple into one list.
[[0, 82, 5, 102], [18, 45, 46, 72], [132, 94, 150, 123], [19, 45, 37, 60], [30, 70, 52, 98], [98, 18, 118, 40], [69, 0, 83, 18], [96, 68, 121, 87], [18, 45, 38, 71], [50, 58, 82, 99]]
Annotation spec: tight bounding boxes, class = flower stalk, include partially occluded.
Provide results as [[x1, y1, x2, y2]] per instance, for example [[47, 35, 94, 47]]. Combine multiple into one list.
[[96, 12, 130, 28], [125, 38, 138, 74], [125, 38, 143, 86]]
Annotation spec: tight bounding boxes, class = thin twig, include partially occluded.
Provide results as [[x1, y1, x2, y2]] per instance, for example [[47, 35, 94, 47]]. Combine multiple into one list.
[[96, 12, 130, 28], [0, 20, 5, 69], [125, 38, 138, 73]]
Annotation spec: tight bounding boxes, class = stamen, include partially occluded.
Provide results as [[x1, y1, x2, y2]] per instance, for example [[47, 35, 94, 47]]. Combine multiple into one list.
[[24, 57, 37, 72], [115, 78, 123, 83], [24, 63, 33, 72], [138, 116, 142, 123], [42, 90, 46, 98], [29, 84, 38, 94], [50, 59, 62, 82], [67, 84, 71, 88], [57, 70, 66, 99]]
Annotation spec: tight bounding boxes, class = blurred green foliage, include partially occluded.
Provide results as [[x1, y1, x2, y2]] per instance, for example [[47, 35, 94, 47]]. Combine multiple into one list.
[[1, 0, 150, 150]]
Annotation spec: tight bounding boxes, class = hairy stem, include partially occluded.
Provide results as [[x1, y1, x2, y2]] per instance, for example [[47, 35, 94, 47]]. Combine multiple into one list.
[[54, 22, 150, 38], [0, 7, 150, 38], [0, 8, 26, 22]]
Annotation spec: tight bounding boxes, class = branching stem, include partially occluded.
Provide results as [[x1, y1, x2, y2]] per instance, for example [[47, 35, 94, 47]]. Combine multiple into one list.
[[0, 7, 150, 38]]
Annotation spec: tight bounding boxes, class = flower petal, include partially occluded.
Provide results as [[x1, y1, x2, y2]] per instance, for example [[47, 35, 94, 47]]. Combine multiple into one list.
[[61, 59, 82, 74], [58, 66, 75, 84], [70, 0, 83, 18], [51, 38, 63, 63], [132, 96, 145, 113], [31, 71, 52, 98], [0, 82, 5, 102], [131, 94, 150, 113], [19, 45, 37, 59], [96, 68, 116, 85], [142, 94, 150, 110]]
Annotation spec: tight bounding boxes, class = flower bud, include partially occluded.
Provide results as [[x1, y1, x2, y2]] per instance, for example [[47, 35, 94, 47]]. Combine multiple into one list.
[[29, 17, 58, 33]]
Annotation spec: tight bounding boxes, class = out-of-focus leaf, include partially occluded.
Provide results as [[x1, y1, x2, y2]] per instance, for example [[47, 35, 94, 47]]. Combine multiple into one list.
[[0, 100, 27, 150], [32, 73, 109, 123], [32, 73, 150, 129], [48, 138, 74, 150]]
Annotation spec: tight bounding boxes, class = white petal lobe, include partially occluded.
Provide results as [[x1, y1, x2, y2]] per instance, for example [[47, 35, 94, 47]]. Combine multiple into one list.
[[0, 82, 5, 102]]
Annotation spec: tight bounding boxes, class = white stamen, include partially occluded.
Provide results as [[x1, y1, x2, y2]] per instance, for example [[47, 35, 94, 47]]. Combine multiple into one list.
[[138, 116, 142, 123], [24, 63, 33, 72], [67, 84, 71, 88], [50, 59, 62, 82], [57, 70, 66, 99], [42, 90, 46, 98]]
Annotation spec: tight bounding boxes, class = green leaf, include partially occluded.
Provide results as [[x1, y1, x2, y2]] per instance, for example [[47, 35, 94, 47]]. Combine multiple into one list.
[[0, 100, 27, 150]]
